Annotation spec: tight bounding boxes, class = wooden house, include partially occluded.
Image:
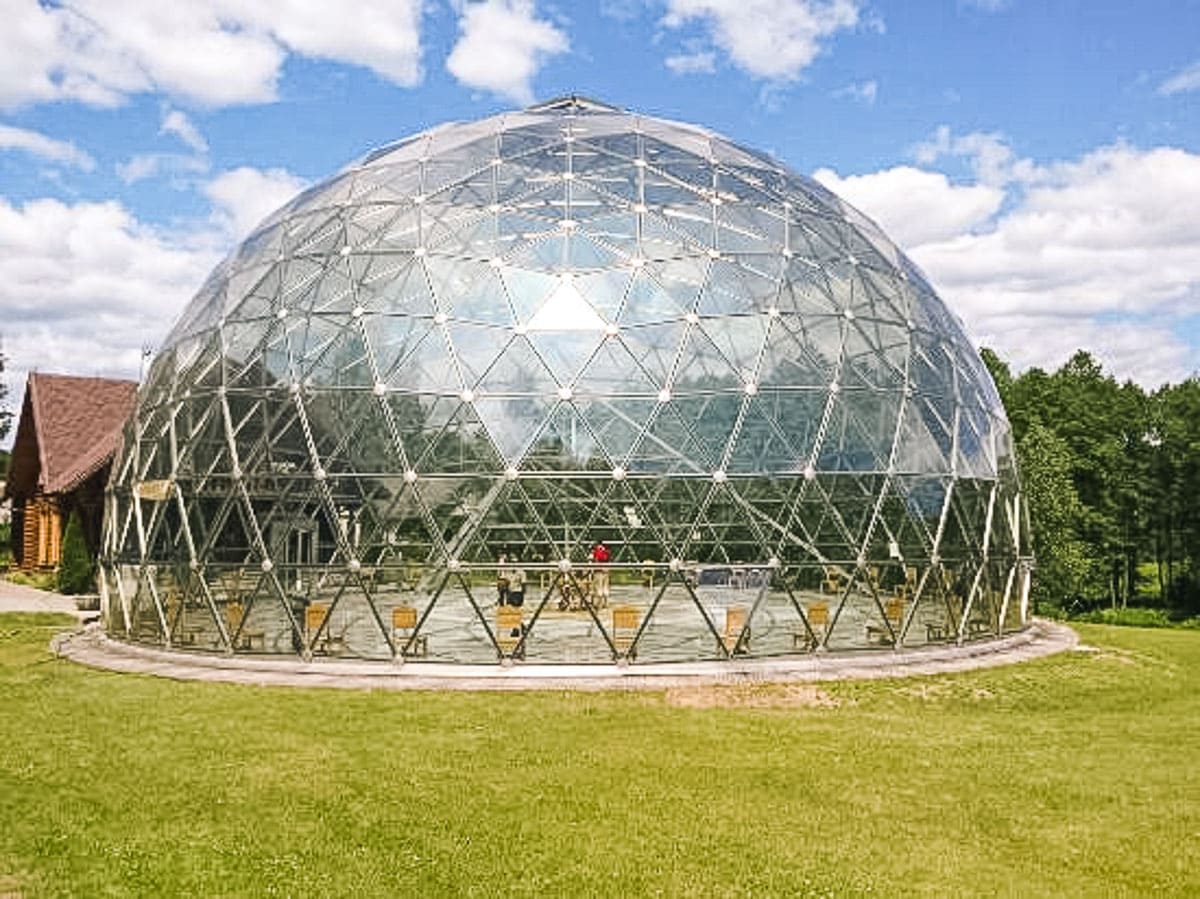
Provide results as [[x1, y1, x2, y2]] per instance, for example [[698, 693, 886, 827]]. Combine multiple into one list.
[[3, 373, 137, 570]]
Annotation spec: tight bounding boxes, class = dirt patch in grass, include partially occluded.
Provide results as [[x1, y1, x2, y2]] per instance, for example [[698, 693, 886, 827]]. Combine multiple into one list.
[[662, 682, 842, 709], [0, 870, 32, 899], [1081, 644, 1165, 669], [899, 681, 952, 701]]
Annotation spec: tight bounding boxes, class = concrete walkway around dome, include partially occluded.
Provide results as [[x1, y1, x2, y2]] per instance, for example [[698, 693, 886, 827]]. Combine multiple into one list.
[[0, 578, 95, 619], [51, 619, 1078, 691]]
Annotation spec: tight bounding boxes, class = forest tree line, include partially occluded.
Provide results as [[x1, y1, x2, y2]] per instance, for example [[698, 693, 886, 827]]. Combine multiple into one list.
[[982, 349, 1200, 617]]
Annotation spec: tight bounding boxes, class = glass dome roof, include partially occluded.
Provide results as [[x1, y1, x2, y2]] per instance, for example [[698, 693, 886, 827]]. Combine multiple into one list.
[[101, 96, 1031, 665]]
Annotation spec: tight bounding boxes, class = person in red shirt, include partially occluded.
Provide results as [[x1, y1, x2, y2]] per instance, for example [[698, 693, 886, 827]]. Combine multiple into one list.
[[590, 541, 611, 608]]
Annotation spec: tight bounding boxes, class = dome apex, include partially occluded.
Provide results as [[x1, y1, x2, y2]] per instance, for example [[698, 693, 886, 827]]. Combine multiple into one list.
[[526, 94, 624, 113]]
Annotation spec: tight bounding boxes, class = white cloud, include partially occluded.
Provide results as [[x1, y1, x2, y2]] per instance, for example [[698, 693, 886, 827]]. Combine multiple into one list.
[[831, 79, 877, 104], [0, 124, 95, 170], [599, 0, 643, 21], [665, 51, 717, 75], [160, 108, 208, 153], [0, 197, 223, 407], [236, 0, 424, 87], [1158, 60, 1200, 96], [114, 107, 211, 184], [970, 316, 1192, 388], [0, 0, 425, 110], [204, 166, 309, 240], [912, 125, 1040, 186], [825, 143, 1200, 385], [661, 0, 860, 81], [958, 0, 1009, 11], [115, 152, 210, 185], [813, 165, 1003, 246], [445, 0, 569, 104], [0, 165, 309, 443]]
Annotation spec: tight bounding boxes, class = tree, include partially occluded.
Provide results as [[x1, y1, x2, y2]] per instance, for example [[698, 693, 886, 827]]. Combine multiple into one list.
[[57, 511, 95, 595], [985, 344, 1200, 617], [979, 346, 1013, 410], [1018, 421, 1092, 612], [0, 349, 11, 445], [1148, 378, 1200, 614]]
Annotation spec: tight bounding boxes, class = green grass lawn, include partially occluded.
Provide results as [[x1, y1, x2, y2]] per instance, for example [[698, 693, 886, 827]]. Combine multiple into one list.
[[1, 615, 1197, 897]]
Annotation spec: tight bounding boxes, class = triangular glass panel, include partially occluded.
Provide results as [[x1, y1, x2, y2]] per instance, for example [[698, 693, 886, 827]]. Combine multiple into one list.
[[727, 394, 808, 475], [413, 398, 505, 475], [474, 334, 558, 396], [441, 269, 517, 327], [955, 401, 996, 479], [571, 268, 631, 322], [496, 208, 558, 246], [893, 397, 950, 475], [445, 320, 512, 390], [323, 322, 375, 388], [671, 326, 741, 392], [525, 329, 605, 387], [816, 393, 890, 473], [457, 481, 549, 565], [618, 321, 686, 386], [700, 315, 768, 382], [630, 400, 719, 474], [499, 267, 559, 325], [575, 337, 661, 396], [385, 328, 462, 395], [529, 402, 609, 470], [617, 271, 690, 327], [472, 395, 554, 465], [640, 210, 705, 260], [221, 319, 269, 375], [408, 573, 500, 663], [359, 257, 436, 318], [701, 259, 777, 316], [759, 317, 838, 387], [777, 266, 841, 319], [364, 315, 437, 382], [525, 277, 610, 335], [632, 580, 724, 663], [659, 204, 715, 249], [575, 396, 658, 467], [581, 210, 640, 254]]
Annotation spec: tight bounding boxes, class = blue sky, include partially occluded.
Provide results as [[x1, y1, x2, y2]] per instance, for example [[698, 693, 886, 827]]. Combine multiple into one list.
[[2, 0, 1199, 442]]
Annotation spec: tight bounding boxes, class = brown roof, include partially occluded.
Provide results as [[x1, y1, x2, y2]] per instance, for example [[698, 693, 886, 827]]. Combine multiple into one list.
[[4, 373, 137, 500]]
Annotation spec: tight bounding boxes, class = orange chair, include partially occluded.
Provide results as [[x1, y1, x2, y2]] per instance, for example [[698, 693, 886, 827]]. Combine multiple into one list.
[[821, 566, 842, 595], [391, 604, 428, 657], [496, 606, 524, 659], [224, 601, 265, 650], [611, 605, 640, 660], [721, 605, 749, 655], [795, 602, 829, 650], [305, 603, 344, 655]]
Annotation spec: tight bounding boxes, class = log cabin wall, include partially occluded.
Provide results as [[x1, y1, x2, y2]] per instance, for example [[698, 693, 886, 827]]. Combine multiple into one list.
[[19, 495, 62, 570]]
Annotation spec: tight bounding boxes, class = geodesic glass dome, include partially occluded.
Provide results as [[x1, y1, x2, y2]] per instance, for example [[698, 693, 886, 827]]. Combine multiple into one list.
[[100, 96, 1032, 665]]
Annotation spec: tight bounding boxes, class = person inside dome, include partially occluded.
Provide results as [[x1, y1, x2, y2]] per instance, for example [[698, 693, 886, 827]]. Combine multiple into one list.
[[496, 553, 510, 607], [590, 541, 610, 609], [507, 558, 526, 608]]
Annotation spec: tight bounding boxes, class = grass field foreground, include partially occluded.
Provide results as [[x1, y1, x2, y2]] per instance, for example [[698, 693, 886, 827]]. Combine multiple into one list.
[[1, 614, 1197, 897]]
